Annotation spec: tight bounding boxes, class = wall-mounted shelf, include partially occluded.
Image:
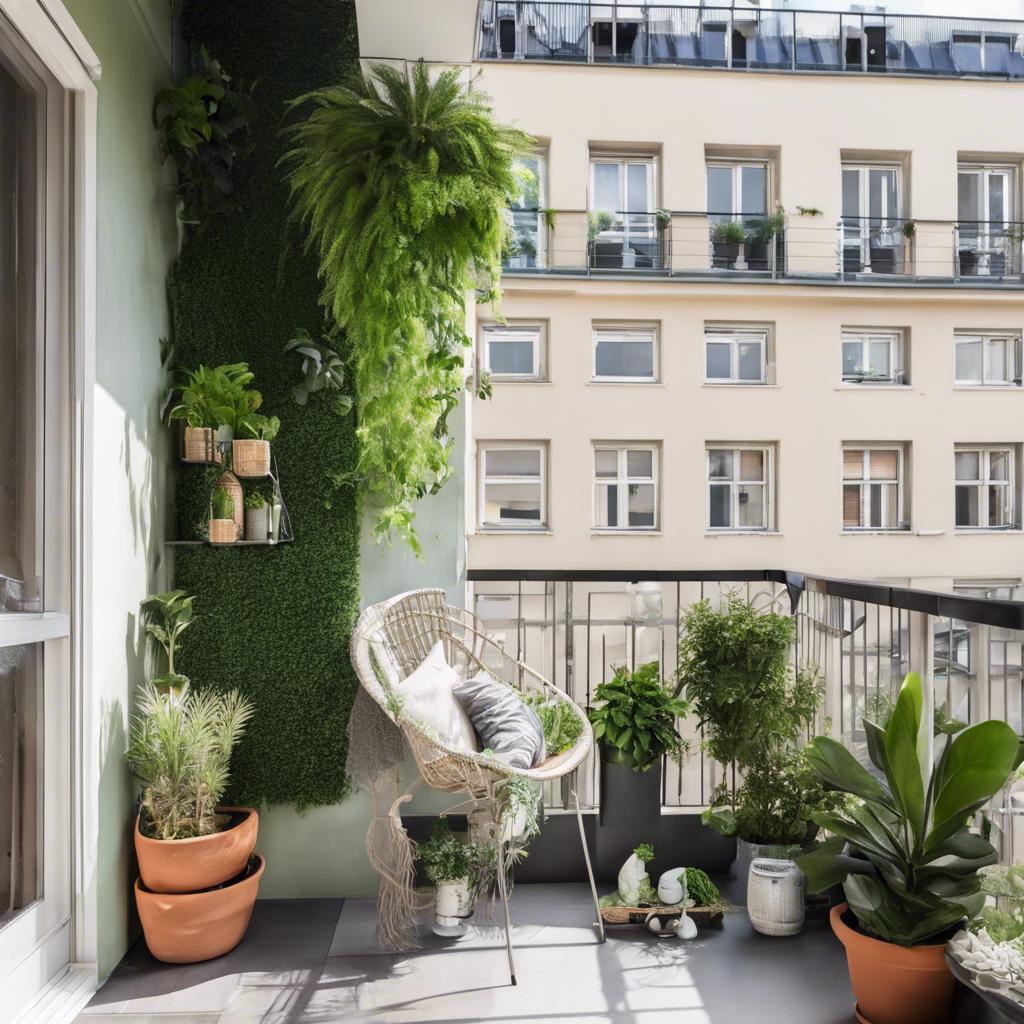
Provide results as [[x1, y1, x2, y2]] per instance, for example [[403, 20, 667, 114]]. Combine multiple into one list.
[[165, 539, 294, 547]]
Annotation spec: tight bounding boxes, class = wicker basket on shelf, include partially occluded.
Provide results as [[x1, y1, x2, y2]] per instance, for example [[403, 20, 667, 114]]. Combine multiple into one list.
[[183, 426, 221, 464], [232, 439, 270, 477], [209, 518, 238, 544], [211, 471, 244, 537]]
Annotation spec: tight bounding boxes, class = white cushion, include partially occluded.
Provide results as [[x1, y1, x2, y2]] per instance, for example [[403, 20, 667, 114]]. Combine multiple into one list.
[[399, 641, 478, 753]]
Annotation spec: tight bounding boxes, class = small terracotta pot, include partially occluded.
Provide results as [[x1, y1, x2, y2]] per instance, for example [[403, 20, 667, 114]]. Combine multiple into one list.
[[830, 903, 955, 1024], [136, 854, 265, 964], [135, 807, 258, 894]]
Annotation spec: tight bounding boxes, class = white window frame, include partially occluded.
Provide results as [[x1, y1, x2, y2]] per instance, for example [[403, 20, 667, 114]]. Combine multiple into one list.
[[592, 325, 658, 383], [481, 322, 545, 382], [592, 444, 659, 531], [842, 445, 908, 531], [955, 445, 1017, 530], [705, 159, 770, 222], [954, 332, 1021, 387], [841, 329, 906, 386], [704, 327, 769, 384], [841, 163, 903, 268], [478, 443, 548, 531], [0, 2, 98, 1011], [705, 444, 774, 532], [589, 155, 656, 218], [508, 151, 548, 268]]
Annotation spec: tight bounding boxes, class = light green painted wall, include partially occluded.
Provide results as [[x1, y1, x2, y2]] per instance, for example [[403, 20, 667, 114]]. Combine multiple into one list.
[[64, 0, 178, 980]]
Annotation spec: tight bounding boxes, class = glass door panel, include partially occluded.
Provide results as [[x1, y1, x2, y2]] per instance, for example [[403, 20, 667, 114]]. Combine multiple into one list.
[[843, 165, 901, 273], [958, 167, 1015, 276]]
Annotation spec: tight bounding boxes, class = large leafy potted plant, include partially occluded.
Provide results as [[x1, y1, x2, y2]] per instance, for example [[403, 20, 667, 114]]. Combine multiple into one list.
[[168, 362, 262, 462], [232, 413, 279, 478], [588, 662, 689, 828], [796, 672, 1020, 1024]]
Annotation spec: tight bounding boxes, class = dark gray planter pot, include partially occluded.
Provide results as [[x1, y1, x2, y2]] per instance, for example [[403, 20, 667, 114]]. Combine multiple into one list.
[[599, 749, 661, 829], [712, 240, 740, 269]]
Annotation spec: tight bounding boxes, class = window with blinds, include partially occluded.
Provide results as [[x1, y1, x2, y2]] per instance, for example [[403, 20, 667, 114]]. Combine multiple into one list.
[[842, 446, 907, 530], [707, 445, 774, 530]]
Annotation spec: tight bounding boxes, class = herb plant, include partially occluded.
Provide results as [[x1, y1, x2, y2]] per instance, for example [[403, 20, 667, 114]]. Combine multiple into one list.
[[168, 362, 262, 433], [796, 672, 1020, 946], [682, 867, 723, 910], [285, 61, 531, 555], [522, 693, 583, 755], [244, 487, 269, 510], [588, 662, 690, 772], [140, 590, 195, 694], [419, 819, 491, 885], [153, 44, 255, 226], [125, 682, 255, 839], [211, 486, 234, 521]]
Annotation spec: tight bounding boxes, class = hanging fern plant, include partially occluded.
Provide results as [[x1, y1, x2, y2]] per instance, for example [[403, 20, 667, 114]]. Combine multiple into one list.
[[284, 60, 532, 554]]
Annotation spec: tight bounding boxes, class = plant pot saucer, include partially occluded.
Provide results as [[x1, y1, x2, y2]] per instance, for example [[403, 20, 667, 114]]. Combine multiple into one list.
[[855, 1004, 872, 1024]]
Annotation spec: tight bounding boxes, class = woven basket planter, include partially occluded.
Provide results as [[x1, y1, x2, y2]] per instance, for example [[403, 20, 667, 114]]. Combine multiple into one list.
[[747, 858, 804, 937], [213, 471, 245, 536], [232, 439, 270, 478], [183, 426, 221, 464], [209, 518, 238, 544]]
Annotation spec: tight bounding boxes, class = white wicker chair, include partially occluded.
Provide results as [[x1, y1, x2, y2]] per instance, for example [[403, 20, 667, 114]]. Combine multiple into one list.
[[351, 588, 605, 983]]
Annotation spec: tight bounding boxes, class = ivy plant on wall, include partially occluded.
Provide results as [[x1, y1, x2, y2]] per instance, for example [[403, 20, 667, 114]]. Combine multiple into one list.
[[284, 61, 532, 554]]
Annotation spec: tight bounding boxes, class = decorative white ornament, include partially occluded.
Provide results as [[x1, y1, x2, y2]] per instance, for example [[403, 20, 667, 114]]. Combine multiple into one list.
[[657, 869, 686, 906], [618, 853, 647, 906], [675, 911, 698, 940]]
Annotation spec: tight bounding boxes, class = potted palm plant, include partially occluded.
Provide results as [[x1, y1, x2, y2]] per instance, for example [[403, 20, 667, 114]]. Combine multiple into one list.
[[125, 677, 261, 963], [233, 413, 279, 478], [796, 672, 1021, 1024], [588, 662, 690, 828], [711, 219, 746, 269]]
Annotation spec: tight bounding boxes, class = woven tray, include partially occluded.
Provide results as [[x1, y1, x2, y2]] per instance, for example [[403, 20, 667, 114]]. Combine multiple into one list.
[[600, 903, 726, 926]]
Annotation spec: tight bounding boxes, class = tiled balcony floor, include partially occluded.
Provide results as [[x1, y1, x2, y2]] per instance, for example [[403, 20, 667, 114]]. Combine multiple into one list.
[[76, 883, 867, 1024]]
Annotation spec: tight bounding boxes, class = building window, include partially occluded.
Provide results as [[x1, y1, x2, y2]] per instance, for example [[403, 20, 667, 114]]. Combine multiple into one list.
[[593, 326, 657, 382], [957, 165, 1017, 277], [707, 445, 773, 531], [955, 446, 1017, 529], [705, 327, 769, 384], [842, 329, 906, 385], [479, 444, 547, 530], [955, 332, 1021, 386], [505, 152, 546, 268], [706, 160, 769, 225], [593, 445, 658, 530], [481, 323, 545, 381], [588, 154, 660, 269], [841, 163, 904, 274], [842, 446, 908, 531]]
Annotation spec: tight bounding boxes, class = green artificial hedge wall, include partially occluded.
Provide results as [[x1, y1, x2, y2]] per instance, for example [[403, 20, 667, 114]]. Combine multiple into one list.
[[170, 0, 360, 808]]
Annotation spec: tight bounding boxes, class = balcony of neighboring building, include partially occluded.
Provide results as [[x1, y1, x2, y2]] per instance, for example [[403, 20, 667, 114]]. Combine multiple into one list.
[[478, 2, 1024, 79]]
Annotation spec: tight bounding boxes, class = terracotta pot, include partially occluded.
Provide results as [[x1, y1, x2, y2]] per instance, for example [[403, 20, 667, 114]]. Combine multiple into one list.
[[135, 807, 258, 894], [136, 854, 265, 964], [830, 903, 955, 1024]]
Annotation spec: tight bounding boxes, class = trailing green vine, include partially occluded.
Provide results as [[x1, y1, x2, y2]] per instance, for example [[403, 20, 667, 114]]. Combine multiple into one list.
[[284, 60, 532, 554]]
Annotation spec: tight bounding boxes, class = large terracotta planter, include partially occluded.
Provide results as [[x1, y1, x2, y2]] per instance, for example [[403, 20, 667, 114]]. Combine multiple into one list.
[[831, 903, 956, 1024], [136, 854, 265, 964], [135, 807, 258, 894]]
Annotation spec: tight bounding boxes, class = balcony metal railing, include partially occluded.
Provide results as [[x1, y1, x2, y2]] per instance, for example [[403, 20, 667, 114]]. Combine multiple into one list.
[[478, 2, 1024, 79], [500, 207, 1024, 286], [467, 567, 1024, 864]]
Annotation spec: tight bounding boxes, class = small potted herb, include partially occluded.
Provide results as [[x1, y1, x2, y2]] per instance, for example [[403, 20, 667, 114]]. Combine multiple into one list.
[[139, 590, 195, 697], [745, 209, 785, 271], [711, 220, 746, 269], [588, 662, 689, 828], [209, 485, 237, 544], [233, 413, 279, 478], [244, 487, 270, 542], [419, 820, 491, 938]]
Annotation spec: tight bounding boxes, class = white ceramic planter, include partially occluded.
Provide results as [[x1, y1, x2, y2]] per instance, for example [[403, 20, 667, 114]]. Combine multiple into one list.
[[433, 877, 473, 938]]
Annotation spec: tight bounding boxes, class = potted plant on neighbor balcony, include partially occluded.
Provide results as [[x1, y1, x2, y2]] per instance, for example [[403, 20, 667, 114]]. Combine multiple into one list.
[[232, 412, 279, 478], [745, 208, 785, 272], [711, 219, 746, 269], [419, 819, 493, 938], [168, 362, 263, 462], [125, 664, 261, 963], [588, 661, 690, 828], [796, 671, 1021, 1024]]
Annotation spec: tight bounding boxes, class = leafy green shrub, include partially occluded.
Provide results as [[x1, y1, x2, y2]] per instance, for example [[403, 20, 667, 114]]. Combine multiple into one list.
[[682, 867, 723, 909], [634, 842, 655, 863], [284, 325, 350, 409], [419, 820, 491, 884], [240, 413, 279, 442], [153, 43, 255, 226], [125, 681, 255, 839], [712, 220, 746, 245], [588, 662, 689, 772], [284, 61, 531, 554], [797, 672, 1020, 946], [211, 486, 234, 520], [244, 487, 269, 510], [522, 693, 583, 755], [169, 362, 262, 433], [140, 590, 195, 694]]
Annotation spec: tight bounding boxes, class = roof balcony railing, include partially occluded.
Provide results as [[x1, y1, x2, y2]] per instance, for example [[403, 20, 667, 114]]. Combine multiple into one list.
[[499, 206, 1024, 286], [478, 2, 1024, 79]]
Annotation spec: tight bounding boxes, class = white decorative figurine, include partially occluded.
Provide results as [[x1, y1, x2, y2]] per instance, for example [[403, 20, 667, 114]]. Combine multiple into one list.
[[657, 868, 686, 906]]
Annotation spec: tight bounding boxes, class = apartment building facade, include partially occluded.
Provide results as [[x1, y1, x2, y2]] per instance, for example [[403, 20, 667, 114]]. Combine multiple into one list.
[[358, 1, 1024, 595]]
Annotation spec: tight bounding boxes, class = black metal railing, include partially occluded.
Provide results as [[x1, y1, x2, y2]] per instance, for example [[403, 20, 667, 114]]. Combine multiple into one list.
[[467, 567, 1024, 863], [478, 2, 1024, 79]]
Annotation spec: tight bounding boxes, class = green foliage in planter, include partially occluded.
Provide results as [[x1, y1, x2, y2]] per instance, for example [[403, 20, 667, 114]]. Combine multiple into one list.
[[244, 486, 269, 510], [154, 43, 256, 227], [634, 842, 655, 864], [797, 672, 1020, 946], [210, 486, 234, 521], [284, 60, 532, 555], [170, 0, 360, 809], [682, 867, 722, 910], [125, 681, 254, 839], [522, 692, 583, 755], [140, 590, 195, 694], [587, 209, 615, 241], [419, 819, 491, 885], [588, 662, 690, 772], [712, 220, 746, 245], [240, 413, 280, 441], [168, 362, 261, 432]]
